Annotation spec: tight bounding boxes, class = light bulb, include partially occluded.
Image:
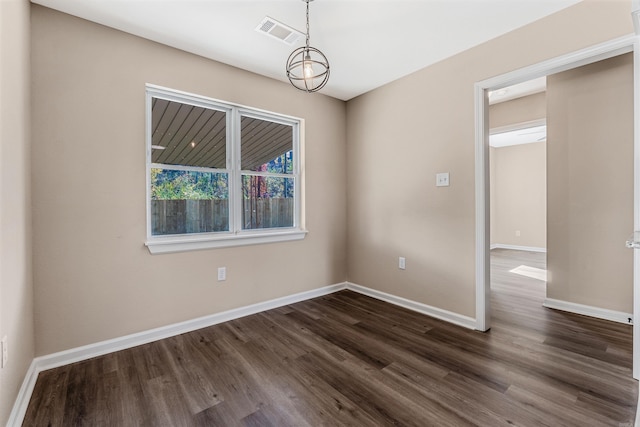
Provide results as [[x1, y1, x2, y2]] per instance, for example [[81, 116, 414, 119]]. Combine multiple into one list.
[[303, 54, 314, 80]]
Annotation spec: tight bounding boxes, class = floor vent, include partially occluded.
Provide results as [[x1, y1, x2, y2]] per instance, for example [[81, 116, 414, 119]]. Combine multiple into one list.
[[255, 17, 304, 46]]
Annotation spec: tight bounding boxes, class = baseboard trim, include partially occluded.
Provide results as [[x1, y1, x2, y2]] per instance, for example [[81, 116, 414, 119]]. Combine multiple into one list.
[[6, 359, 39, 427], [490, 244, 547, 253], [9, 281, 478, 426], [346, 282, 476, 330], [38, 283, 348, 373], [543, 298, 633, 325], [6, 282, 347, 427]]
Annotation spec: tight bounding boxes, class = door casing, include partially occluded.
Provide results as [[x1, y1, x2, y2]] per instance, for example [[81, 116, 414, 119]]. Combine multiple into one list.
[[474, 34, 640, 379]]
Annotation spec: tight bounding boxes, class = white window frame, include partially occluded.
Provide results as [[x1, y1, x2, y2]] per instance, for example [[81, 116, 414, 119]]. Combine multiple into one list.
[[145, 84, 306, 254]]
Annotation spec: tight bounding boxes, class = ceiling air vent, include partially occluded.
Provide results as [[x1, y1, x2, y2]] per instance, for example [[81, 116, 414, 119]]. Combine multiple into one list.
[[255, 17, 304, 46]]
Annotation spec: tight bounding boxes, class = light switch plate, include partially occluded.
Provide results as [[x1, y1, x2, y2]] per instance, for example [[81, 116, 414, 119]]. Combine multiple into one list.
[[436, 172, 450, 187]]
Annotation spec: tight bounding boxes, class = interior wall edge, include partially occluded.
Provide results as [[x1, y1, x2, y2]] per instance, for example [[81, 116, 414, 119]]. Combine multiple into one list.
[[0, 0, 35, 424]]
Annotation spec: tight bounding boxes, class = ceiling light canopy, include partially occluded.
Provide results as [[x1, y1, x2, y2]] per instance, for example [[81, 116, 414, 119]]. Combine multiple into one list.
[[286, 0, 330, 93]]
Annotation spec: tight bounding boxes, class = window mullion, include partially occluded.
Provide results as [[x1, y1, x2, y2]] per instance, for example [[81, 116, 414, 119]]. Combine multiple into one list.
[[231, 109, 243, 234], [293, 122, 301, 229], [150, 163, 228, 174], [241, 171, 292, 179]]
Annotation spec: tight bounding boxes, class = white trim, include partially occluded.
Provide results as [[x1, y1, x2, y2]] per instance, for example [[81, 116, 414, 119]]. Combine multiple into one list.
[[633, 36, 640, 380], [35, 282, 346, 372], [475, 82, 491, 331], [490, 244, 547, 253], [346, 282, 476, 330], [7, 283, 346, 427], [543, 298, 633, 325], [6, 283, 346, 426], [475, 34, 639, 352], [145, 229, 308, 254], [6, 360, 38, 427], [7, 281, 485, 425], [19, 282, 474, 374], [145, 84, 304, 254], [150, 163, 229, 174]]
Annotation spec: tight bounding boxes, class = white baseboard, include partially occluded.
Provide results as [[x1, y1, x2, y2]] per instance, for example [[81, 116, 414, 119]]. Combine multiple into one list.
[[6, 359, 39, 427], [6, 282, 347, 426], [543, 298, 633, 325], [346, 282, 476, 330], [490, 244, 547, 253], [9, 281, 478, 426]]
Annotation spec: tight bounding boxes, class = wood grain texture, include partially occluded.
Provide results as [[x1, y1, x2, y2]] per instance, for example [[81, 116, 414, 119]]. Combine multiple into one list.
[[23, 249, 637, 426]]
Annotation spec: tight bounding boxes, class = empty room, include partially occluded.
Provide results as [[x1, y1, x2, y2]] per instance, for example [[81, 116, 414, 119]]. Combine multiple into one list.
[[2, 0, 640, 425]]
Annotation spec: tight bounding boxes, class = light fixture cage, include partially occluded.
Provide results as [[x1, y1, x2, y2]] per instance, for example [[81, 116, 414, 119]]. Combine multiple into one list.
[[286, 46, 330, 93], [285, 0, 330, 93]]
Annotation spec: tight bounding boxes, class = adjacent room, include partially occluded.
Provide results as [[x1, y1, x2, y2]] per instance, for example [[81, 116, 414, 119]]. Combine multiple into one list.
[[2, 0, 639, 425]]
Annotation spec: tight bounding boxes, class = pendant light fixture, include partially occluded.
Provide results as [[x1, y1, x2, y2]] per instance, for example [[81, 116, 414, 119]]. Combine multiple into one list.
[[286, 0, 330, 93]]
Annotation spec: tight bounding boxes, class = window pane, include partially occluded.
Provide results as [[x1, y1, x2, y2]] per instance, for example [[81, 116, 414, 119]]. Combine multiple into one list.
[[151, 168, 229, 235], [242, 175, 294, 229], [151, 98, 227, 169], [241, 116, 293, 173]]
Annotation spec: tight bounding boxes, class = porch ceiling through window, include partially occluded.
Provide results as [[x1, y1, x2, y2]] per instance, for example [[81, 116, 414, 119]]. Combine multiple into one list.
[[151, 98, 292, 170]]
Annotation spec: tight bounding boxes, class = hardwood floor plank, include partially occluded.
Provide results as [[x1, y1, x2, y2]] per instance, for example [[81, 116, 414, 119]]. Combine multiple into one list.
[[61, 359, 98, 426], [22, 249, 638, 426], [442, 371, 558, 427], [24, 367, 70, 426], [294, 351, 431, 426], [381, 362, 506, 427], [504, 385, 613, 427]]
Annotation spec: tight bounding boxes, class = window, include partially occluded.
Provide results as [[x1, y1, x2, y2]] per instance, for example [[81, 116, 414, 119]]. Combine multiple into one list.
[[145, 85, 305, 254]]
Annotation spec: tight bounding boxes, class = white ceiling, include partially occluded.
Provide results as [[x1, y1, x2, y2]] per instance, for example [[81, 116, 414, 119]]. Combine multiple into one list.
[[31, 0, 580, 101], [490, 124, 546, 148]]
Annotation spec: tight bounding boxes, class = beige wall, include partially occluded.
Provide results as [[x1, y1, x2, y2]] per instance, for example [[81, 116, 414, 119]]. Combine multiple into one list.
[[346, 0, 633, 317], [491, 142, 547, 249], [5, 1, 636, 418], [547, 53, 633, 313], [0, 0, 34, 424], [31, 6, 347, 355], [489, 93, 547, 249]]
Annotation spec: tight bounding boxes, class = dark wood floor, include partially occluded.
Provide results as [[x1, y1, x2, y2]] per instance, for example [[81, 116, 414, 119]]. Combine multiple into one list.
[[23, 249, 637, 426]]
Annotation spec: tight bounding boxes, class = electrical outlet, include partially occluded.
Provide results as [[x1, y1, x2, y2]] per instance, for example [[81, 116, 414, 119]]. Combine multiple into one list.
[[399, 257, 406, 270], [1, 336, 7, 368], [515, 230, 521, 237], [217, 267, 227, 281]]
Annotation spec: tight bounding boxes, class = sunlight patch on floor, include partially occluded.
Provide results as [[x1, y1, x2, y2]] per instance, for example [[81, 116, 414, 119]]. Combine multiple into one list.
[[509, 264, 547, 281]]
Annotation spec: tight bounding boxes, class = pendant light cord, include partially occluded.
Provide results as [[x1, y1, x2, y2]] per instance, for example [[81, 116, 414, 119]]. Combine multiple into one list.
[[305, 0, 310, 50]]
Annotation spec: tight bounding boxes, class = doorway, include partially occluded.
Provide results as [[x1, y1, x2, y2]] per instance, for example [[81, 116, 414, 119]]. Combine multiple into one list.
[[488, 86, 548, 323], [474, 35, 640, 379]]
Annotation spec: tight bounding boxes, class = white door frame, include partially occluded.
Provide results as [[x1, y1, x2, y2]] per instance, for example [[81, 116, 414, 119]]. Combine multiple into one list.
[[474, 34, 640, 379]]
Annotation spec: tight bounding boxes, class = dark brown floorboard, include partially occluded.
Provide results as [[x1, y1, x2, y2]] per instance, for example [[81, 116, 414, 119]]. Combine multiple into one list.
[[23, 249, 637, 426]]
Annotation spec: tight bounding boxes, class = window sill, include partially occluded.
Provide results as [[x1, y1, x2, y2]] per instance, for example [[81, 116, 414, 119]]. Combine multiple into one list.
[[145, 229, 308, 254]]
